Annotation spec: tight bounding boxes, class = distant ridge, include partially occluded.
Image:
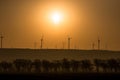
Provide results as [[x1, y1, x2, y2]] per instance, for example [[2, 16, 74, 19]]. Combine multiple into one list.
[[0, 48, 120, 52], [0, 48, 120, 61]]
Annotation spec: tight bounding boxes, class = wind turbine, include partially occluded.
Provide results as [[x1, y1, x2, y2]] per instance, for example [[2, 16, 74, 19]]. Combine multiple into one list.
[[40, 35, 44, 49], [34, 42, 37, 49], [62, 41, 65, 49], [98, 37, 100, 50], [105, 44, 108, 50], [0, 34, 4, 49], [92, 43, 95, 50], [67, 36, 72, 49]]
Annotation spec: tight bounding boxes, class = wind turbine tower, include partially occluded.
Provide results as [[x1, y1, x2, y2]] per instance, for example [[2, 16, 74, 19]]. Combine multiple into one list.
[[98, 37, 100, 50], [68, 36, 72, 49], [62, 42, 65, 49], [92, 43, 95, 50], [40, 36, 43, 49], [34, 42, 37, 49], [0, 34, 4, 49]]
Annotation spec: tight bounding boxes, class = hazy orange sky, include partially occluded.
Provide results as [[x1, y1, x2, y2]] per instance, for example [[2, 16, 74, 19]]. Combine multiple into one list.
[[0, 0, 120, 50]]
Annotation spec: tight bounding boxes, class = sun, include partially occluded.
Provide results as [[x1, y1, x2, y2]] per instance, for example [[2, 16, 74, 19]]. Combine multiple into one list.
[[51, 12, 62, 24]]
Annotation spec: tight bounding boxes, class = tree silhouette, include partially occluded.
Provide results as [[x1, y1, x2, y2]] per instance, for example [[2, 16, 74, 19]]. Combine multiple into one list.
[[42, 60, 50, 72], [0, 58, 120, 73], [116, 59, 120, 72], [61, 58, 70, 72], [14, 59, 30, 72], [32, 59, 41, 73], [94, 59, 102, 72], [70, 60, 80, 72], [81, 60, 93, 72], [52, 60, 61, 72], [108, 59, 119, 72], [0, 61, 12, 72], [100, 60, 109, 72]]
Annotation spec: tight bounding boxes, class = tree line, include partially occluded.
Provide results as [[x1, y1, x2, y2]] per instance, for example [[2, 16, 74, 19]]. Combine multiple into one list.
[[0, 58, 120, 73]]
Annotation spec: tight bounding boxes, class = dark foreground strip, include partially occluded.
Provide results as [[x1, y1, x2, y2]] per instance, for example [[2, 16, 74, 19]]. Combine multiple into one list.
[[0, 73, 120, 80]]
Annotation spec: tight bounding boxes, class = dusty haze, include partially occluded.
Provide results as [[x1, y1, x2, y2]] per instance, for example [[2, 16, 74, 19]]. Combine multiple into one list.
[[0, 0, 120, 51]]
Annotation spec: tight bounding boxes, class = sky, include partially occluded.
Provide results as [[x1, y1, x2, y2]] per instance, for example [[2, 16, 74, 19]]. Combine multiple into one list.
[[0, 0, 120, 51]]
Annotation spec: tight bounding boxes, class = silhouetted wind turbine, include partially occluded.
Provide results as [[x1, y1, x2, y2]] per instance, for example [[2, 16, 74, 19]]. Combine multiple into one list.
[[34, 42, 37, 49], [62, 42, 65, 49], [98, 37, 100, 50], [0, 34, 4, 48], [67, 36, 72, 49], [74, 44, 76, 49], [92, 43, 95, 50], [40, 35, 44, 49], [55, 44, 57, 49], [105, 44, 108, 50]]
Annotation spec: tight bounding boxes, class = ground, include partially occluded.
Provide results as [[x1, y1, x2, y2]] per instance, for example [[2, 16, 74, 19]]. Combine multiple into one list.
[[0, 73, 120, 80]]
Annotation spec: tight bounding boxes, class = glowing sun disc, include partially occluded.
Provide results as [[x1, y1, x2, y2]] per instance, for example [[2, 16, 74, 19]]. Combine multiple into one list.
[[51, 12, 62, 24]]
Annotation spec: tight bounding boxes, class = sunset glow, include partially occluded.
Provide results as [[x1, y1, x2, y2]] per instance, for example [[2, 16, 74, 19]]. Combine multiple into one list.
[[51, 12, 62, 24], [0, 0, 120, 50]]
